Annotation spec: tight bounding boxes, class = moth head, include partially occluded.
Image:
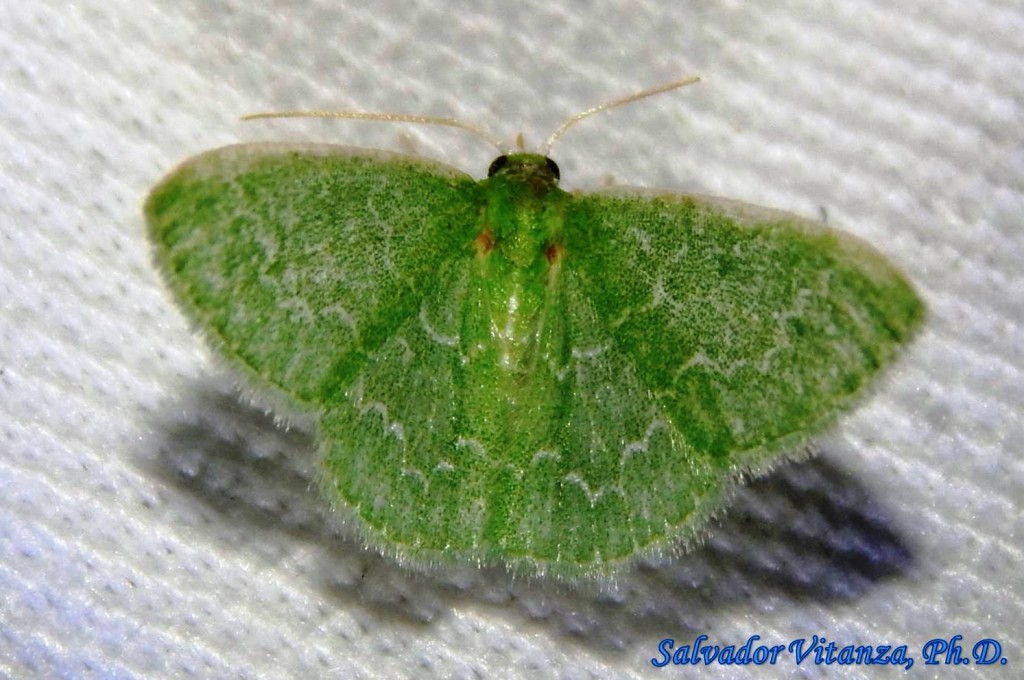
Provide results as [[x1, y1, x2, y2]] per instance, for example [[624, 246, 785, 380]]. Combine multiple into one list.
[[487, 153, 560, 188]]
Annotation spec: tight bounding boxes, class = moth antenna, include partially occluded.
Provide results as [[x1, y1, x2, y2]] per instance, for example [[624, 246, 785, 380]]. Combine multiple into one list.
[[242, 110, 510, 154], [540, 75, 701, 155]]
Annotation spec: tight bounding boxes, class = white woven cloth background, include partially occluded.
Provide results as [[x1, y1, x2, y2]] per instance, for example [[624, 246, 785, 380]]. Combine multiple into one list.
[[2, 1, 1021, 677]]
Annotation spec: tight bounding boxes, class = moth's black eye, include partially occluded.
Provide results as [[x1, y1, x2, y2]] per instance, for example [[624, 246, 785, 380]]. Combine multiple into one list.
[[544, 157, 560, 181], [487, 155, 510, 177]]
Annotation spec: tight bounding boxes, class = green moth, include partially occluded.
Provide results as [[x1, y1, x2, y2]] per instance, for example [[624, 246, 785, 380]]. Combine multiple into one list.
[[146, 79, 923, 578]]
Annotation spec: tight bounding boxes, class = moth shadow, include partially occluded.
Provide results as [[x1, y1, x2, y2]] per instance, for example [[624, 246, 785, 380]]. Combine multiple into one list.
[[144, 377, 915, 653]]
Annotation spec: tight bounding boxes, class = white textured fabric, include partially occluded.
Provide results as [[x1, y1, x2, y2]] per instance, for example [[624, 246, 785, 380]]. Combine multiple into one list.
[[2, 1, 1021, 677]]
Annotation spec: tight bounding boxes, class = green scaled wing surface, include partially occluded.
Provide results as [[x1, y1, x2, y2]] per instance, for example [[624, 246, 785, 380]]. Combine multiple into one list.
[[566, 189, 923, 467], [147, 149, 923, 578], [147, 144, 483, 411]]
